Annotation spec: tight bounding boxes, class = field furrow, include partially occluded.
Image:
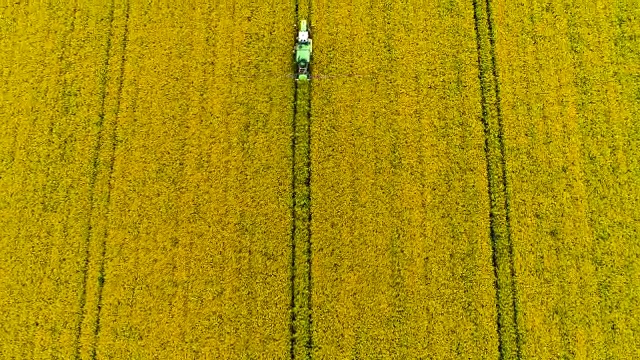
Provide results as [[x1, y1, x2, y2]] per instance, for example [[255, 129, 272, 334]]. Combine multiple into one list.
[[77, 0, 130, 358], [473, 0, 521, 356], [291, 80, 314, 358]]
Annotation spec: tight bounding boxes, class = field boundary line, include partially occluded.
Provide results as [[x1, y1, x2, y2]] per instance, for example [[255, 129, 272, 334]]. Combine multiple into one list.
[[472, 0, 522, 358]]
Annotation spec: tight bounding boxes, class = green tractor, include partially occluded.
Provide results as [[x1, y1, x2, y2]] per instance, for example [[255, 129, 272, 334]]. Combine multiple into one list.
[[295, 20, 312, 81]]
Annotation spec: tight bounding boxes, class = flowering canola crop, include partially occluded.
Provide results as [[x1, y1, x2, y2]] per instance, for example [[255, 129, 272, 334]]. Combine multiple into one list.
[[0, 0, 638, 359]]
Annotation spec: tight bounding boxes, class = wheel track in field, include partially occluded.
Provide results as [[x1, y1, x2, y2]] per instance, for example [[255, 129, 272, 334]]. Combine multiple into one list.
[[472, 0, 522, 358], [73, 1, 116, 357], [290, 0, 314, 358], [288, 80, 298, 360], [74, 0, 130, 358], [90, 1, 129, 358]]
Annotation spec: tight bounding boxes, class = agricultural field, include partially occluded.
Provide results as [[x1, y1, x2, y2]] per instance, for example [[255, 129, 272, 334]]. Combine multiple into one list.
[[1, 1, 295, 358], [493, 0, 640, 358], [309, 0, 499, 357], [0, 0, 638, 359]]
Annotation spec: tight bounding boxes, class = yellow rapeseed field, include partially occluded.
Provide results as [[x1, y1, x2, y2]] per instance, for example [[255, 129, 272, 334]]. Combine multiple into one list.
[[493, 0, 640, 358], [309, 0, 499, 357], [79, 1, 295, 358], [1, 0, 638, 359], [0, 2, 113, 358], [2, 0, 295, 358]]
